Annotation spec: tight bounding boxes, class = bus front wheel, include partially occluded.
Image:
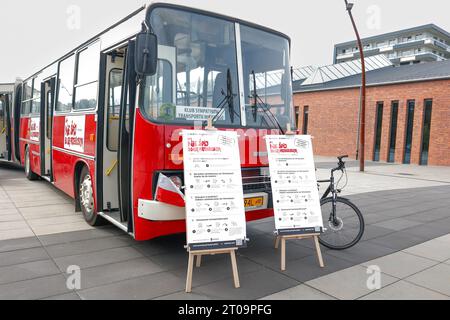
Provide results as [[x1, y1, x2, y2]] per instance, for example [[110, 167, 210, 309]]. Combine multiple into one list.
[[78, 166, 105, 226]]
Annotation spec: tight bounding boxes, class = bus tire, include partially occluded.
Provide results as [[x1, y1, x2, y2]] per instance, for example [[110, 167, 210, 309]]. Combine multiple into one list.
[[24, 146, 38, 181], [78, 166, 105, 226]]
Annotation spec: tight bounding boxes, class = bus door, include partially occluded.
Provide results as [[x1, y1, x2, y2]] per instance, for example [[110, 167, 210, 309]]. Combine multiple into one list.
[[100, 45, 125, 218], [40, 78, 55, 178], [0, 93, 10, 160]]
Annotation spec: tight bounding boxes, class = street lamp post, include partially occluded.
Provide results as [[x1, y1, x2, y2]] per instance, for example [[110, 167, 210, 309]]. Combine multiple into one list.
[[344, 0, 366, 172]]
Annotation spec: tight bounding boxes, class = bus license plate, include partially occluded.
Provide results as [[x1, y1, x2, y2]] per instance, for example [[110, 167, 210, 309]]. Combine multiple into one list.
[[244, 197, 264, 209]]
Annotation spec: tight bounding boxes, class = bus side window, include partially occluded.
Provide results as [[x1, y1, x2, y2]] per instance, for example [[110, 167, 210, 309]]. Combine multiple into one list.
[[56, 55, 75, 113], [107, 68, 123, 151], [74, 42, 100, 111], [21, 81, 32, 116], [30, 76, 42, 115]]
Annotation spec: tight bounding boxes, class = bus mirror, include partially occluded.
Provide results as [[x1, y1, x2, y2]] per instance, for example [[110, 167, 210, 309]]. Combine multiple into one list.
[[135, 32, 158, 77]]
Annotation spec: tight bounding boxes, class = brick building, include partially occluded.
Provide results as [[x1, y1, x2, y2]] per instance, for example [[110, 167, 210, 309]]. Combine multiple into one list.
[[293, 60, 450, 166]]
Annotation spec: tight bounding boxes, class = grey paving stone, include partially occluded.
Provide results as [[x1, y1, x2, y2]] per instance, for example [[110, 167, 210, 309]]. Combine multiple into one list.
[[306, 265, 398, 300], [361, 225, 394, 241], [241, 243, 315, 271], [283, 253, 354, 283], [0, 208, 20, 215], [0, 215, 23, 222], [38, 227, 125, 246], [359, 280, 450, 300], [249, 221, 276, 234], [406, 264, 450, 296], [54, 246, 144, 271], [155, 291, 211, 300], [0, 274, 70, 300], [42, 292, 81, 300], [404, 239, 450, 262], [261, 284, 336, 300], [401, 223, 450, 241], [77, 258, 164, 290], [369, 231, 427, 251], [195, 268, 300, 300], [361, 213, 392, 225], [241, 234, 280, 253], [325, 241, 397, 265], [361, 251, 439, 279], [0, 236, 42, 253], [373, 218, 423, 231], [407, 208, 450, 222], [78, 272, 184, 300], [132, 234, 187, 258], [45, 236, 131, 258], [0, 260, 60, 285], [148, 251, 197, 271], [0, 247, 49, 267]]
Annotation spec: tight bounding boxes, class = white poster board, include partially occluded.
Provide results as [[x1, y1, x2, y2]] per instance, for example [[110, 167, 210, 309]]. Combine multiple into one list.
[[266, 135, 324, 235], [183, 130, 247, 250]]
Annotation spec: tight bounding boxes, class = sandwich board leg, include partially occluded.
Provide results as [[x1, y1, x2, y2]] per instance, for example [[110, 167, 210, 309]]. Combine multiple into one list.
[[186, 248, 240, 293], [230, 250, 240, 288], [277, 234, 325, 271], [196, 255, 202, 268], [281, 237, 287, 271], [186, 253, 195, 293], [275, 236, 280, 249], [313, 235, 325, 268]]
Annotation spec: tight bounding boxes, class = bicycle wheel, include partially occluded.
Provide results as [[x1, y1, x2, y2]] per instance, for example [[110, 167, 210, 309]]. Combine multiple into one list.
[[319, 197, 365, 250]]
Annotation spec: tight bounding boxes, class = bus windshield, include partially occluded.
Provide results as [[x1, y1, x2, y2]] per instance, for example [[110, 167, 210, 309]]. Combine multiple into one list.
[[143, 7, 294, 130]]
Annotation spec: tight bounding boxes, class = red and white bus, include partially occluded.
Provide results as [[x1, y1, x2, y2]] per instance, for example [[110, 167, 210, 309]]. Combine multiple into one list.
[[12, 2, 295, 241]]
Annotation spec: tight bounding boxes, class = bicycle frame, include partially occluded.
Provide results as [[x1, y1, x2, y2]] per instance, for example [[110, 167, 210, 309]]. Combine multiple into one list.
[[318, 168, 341, 224]]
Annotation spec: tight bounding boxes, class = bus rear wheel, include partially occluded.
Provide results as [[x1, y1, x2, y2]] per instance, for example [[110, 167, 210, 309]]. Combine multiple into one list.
[[78, 166, 105, 226], [24, 147, 38, 181]]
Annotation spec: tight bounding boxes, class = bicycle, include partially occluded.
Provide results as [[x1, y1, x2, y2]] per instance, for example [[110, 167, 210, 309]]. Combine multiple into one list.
[[317, 156, 365, 250]]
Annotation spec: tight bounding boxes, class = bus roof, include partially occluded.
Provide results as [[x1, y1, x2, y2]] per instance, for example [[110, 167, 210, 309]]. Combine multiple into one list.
[[21, 2, 291, 83]]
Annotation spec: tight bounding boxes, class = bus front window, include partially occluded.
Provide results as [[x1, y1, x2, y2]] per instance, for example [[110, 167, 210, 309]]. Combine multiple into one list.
[[241, 25, 294, 131], [144, 7, 294, 130], [146, 7, 240, 126]]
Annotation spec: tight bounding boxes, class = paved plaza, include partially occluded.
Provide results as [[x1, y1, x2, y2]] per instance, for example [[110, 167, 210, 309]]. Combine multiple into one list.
[[0, 159, 449, 300]]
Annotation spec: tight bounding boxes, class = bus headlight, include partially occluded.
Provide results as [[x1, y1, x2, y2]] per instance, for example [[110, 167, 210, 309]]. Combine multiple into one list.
[[169, 175, 183, 190]]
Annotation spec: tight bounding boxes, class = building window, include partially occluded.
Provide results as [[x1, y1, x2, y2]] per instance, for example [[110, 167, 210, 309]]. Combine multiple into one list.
[[295, 106, 300, 129], [420, 100, 433, 165], [404, 100, 415, 164], [373, 102, 384, 162], [388, 101, 399, 163], [302, 106, 309, 135]]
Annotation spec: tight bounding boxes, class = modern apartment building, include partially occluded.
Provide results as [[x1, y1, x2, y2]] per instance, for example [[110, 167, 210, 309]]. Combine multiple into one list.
[[334, 24, 450, 66]]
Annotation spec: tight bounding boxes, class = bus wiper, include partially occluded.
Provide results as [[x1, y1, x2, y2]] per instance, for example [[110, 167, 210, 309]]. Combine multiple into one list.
[[250, 70, 285, 134], [206, 69, 239, 127]]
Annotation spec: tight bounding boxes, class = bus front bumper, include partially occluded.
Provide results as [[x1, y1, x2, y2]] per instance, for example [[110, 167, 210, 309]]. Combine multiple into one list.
[[138, 192, 270, 222]]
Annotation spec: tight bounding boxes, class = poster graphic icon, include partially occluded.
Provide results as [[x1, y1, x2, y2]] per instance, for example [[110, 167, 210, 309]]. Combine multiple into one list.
[[266, 135, 324, 235], [183, 130, 247, 250], [64, 116, 86, 153]]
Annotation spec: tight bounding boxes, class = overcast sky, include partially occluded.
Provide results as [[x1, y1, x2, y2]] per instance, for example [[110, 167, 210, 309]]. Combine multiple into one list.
[[1, 0, 449, 82]]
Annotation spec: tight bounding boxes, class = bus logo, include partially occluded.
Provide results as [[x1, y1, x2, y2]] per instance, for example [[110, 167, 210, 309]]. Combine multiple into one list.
[[64, 116, 85, 153]]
